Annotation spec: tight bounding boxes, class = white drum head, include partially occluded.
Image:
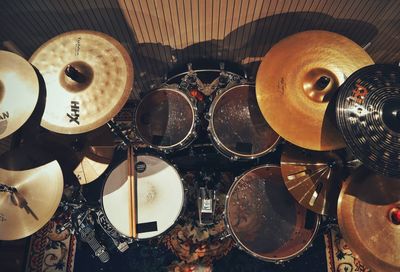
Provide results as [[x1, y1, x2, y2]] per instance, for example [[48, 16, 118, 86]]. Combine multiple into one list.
[[102, 155, 184, 239]]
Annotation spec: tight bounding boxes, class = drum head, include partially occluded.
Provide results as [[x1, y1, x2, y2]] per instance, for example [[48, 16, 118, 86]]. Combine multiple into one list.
[[135, 88, 195, 149], [225, 165, 319, 262], [210, 85, 279, 158], [102, 155, 184, 239]]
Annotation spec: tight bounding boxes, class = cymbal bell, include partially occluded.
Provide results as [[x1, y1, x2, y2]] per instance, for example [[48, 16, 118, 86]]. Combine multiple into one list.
[[337, 167, 400, 272], [0, 50, 39, 139], [280, 144, 344, 215], [256, 30, 374, 151], [0, 161, 63, 240], [30, 30, 133, 134], [37, 125, 115, 185]]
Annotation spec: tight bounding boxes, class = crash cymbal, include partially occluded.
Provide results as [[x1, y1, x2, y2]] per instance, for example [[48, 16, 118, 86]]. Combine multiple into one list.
[[0, 161, 63, 240], [37, 125, 115, 185], [280, 144, 344, 215], [336, 64, 400, 177], [256, 30, 374, 151], [337, 167, 400, 272], [0, 50, 39, 139], [30, 30, 133, 134]]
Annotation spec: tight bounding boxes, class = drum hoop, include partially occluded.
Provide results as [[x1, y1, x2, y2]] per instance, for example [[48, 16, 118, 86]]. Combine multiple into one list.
[[135, 87, 197, 150], [224, 164, 321, 262], [208, 84, 280, 159], [100, 153, 186, 240]]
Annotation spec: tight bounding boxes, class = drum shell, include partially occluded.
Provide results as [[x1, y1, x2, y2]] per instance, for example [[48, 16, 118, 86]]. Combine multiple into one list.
[[224, 164, 320, 263], [100, 153, 186, 240], [134, 86, 198, 152], [207, 84, 280, 160]]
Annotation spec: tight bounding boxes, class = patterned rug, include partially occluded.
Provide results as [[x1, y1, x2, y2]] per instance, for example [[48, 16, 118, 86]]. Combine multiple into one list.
[[324, 226, 371, 272], [25, 220, 76, 272]]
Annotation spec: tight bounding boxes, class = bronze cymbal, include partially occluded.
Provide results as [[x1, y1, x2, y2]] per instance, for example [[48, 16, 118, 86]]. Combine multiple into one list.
[[0, 161, 63, 240], [0, 50, 39, 139], [280, 144, 344, 215], [256, 30, 374, 151], [37, 125, 115, 185], [337, 167, 400, 272], [30, 30, 133, 134]]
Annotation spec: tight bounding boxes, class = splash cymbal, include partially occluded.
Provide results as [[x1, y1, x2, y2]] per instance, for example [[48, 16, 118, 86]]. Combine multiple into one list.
[[337, 167, 400, 272], [280, 144, 344, 215], [37, 125, 115, 185], [336, 64, 400, 177], [0, 50, 39, 139], [0, 161, 63, 240], [256, 30, 374, 151], [30, 30, 133, 134]]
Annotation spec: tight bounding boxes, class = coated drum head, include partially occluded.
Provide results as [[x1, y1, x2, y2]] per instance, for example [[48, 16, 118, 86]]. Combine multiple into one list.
[[135, 88, 196, 150], [102, 155, 184, 239], [225, 165, 319, 262], [209, 84, 280, 159]]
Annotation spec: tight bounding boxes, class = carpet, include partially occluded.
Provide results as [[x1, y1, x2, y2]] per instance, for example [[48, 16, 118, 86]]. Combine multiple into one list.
[[324, 225, 371, 272], [25, 220, 76, 272]]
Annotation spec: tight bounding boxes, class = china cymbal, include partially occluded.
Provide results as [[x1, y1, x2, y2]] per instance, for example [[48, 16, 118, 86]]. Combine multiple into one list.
[[37, 125, 115, 185], [0, 161, 63, 240], [256, 30, 374, 151], [30, 30, 133, 134], [336, 64, 400, 177], [337, 167, 400, 272], [0, 50, 39, 139], [280, 144, 343, 215]]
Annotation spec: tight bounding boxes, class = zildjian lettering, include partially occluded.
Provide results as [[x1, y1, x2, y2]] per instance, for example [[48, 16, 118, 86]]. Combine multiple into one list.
[[67, 101, 80, 125]]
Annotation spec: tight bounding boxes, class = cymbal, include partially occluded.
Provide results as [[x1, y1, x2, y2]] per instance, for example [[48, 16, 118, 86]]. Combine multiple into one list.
[[337, 167, 400, 272], [0, 50, 39, 139], [37, 125, 115, 185], [0, 161, 63, 240], [336, 64, 400, 177], [256, 30, 374, 151], [280, 144, 344, 215], [30, 30, 133, 134]]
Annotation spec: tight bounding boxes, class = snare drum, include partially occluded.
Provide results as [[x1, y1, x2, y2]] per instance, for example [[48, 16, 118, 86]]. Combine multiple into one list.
[[102, 154, 185, 239], [225, 165, 320, 262], [208, 84, 280, 160], [135, 86, 197, 152]]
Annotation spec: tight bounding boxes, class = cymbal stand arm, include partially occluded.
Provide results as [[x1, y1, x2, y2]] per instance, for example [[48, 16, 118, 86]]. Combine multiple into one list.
[[107, 119, 131, 147]]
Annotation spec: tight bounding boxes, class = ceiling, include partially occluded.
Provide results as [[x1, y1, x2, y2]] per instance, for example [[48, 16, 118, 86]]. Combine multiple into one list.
[[0, 0, 399, 101]]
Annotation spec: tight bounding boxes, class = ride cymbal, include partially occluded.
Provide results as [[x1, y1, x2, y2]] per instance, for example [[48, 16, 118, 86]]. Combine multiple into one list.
[[0, 161, 63, 240], [37, 125, 115, 185], [281, 144, 343, 215], [0, 50, 39, 139], [336, 64, 400, 177], [30, 30, 133, 134], [337, 167, 400, 272], [256, 30, 374, 151]]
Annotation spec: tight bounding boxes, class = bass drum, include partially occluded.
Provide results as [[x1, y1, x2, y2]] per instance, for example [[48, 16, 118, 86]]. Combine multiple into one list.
[[208, 84, 280, 160], [225, 165, 320, 262], [135, 86, 197, 152], [101, 154, 185, 239]]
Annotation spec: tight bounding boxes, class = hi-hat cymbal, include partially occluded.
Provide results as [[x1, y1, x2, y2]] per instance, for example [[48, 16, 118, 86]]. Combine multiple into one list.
[[37, 125, 115, 185], [336, 64, 400, 177], [281, 144, 343, 215], [337, 167, 400, 272], [0, 161, 63, 240], [256, 30, 374, 151], [30, 30, 133, 134], [0, 50, 39, 139]]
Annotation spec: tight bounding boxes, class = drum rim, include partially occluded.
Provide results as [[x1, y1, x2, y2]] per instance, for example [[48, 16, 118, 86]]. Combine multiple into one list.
[[208, 84, 281, 159], [134, 87, 197, 151], [224, 164, 321, 262], [100, 153, 186, 240]]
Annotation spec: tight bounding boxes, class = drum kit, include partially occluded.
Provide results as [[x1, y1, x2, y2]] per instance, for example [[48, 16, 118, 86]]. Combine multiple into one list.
[[0, 29, 400, 271]]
